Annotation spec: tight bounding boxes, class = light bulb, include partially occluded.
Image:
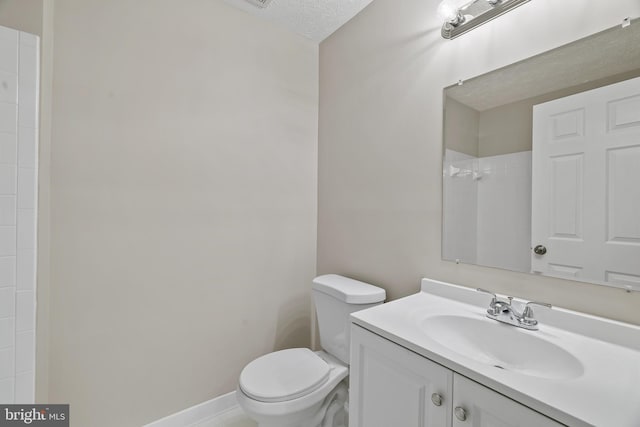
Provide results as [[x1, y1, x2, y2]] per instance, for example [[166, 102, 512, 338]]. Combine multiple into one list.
[[437, 0, 470, 22]]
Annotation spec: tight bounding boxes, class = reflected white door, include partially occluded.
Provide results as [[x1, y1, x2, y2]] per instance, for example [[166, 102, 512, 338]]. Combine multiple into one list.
[[532, 76, 640, 291]]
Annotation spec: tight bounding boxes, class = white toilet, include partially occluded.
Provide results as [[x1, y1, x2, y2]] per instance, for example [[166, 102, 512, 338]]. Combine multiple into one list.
[[236, 274, 386, 427]]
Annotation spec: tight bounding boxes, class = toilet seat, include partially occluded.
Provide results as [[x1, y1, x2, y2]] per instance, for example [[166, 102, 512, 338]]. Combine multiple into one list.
[[239, 348, 331, 403], [236, 350, 349, 423]]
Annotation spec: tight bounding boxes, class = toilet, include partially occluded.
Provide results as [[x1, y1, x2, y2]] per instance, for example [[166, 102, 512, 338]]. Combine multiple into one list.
[[236, 274, 386, 427]]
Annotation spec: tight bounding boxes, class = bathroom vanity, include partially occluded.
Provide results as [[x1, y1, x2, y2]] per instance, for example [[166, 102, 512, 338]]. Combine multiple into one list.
[[349, 279, 640, 427]]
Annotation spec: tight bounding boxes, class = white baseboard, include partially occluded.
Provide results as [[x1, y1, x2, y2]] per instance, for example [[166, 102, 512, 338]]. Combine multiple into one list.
[[144, 391, 238, 427]]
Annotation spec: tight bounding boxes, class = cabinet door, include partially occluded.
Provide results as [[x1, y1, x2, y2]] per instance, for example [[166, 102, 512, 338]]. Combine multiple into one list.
[[453, 374, 564, 427], [350, 325, 453, 427]]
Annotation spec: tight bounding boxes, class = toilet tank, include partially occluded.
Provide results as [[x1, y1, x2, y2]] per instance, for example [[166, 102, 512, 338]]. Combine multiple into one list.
[[312, 275, 386, 365]]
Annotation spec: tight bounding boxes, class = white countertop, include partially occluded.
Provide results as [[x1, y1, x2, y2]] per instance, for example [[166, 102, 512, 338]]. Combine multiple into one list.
[[350, 278, 640, 427]]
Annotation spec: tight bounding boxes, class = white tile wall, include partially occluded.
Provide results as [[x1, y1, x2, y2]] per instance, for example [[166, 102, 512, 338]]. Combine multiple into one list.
[[14, 370, 34, 403], [14, 330, 34, 373], [0, 257, 16, 288], [0, 348, 14, 379], [476, 151, 532, 273], [0, 25, 38, 404], [0, 228, 16, 256], [0, 196, 16, 225], [0, 378, 14, 403], [0, 104, 17, 134], [442, 150, 478, 264], [16, 250, 35, 291], [443, 149, 532, 273], [0, 71, 17, 105], [17, 170, 36, 209], [0, 318, 14, 348], [15, 291, 34, 332], [0, 165, 17, 194], [17, 209, 36, 249], [0, 287, 15, 318], [18, 127, 37, 168], [17, 34, 38, 130], [0, 26, 18, 74], [0, 132, 17, 164]]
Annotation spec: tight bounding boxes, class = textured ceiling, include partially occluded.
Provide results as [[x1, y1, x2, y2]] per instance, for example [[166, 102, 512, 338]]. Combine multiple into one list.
[[223, 0, 374, 42], [446, 21, 640, 111]]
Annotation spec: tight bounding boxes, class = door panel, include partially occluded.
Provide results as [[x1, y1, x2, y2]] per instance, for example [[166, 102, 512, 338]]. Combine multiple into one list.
[[607, 145, 640, 243], [549, 154, 583, 239], [608, 95, 640, 130]]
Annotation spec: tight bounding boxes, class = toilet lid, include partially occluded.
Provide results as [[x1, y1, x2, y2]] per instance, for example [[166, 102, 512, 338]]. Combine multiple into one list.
[[239, 348, 331, 403]]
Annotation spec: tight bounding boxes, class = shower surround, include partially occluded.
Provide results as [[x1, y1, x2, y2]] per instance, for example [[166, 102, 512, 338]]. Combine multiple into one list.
[[0, 24, 39, 404]]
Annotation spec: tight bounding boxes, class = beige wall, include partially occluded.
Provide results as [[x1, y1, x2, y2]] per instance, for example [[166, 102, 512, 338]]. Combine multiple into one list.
[[478, 99, 531, 157], [0, 0, 42, 36], [444, 97, 478, 157], [318, 0, 640, 325], [49, 1, 318, 425]]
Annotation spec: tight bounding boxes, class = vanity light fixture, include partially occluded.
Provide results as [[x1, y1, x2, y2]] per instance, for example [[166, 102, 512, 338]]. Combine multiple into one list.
[[439, 0, 530, 39]]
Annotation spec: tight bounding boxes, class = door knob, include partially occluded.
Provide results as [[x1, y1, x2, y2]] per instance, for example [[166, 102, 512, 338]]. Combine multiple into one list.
[[533, 245, 547, 255], [431, 393, 443, 406], [454, 406, 467, 421]]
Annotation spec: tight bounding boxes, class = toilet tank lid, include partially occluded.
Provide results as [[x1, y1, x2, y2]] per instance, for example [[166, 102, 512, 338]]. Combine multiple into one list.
[[312, 274, 386, 304]]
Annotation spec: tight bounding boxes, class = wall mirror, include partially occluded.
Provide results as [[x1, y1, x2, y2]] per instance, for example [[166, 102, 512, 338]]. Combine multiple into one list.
[[442, 20, 640, 292]]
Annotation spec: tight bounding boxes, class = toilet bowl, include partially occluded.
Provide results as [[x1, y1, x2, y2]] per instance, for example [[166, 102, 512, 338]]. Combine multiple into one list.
[[237, 350, 348, 427], [237, 275, 385, 427]]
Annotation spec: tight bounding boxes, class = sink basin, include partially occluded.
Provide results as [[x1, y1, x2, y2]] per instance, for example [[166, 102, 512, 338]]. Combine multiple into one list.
[[421, 315, 584, 380]]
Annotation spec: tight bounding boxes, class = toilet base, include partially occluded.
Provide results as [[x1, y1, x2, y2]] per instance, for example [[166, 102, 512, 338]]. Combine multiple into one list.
[[251, 382, 348, 427]]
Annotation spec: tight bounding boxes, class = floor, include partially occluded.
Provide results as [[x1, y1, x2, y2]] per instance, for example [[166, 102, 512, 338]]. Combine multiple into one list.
[[191, 406, 257, 427]]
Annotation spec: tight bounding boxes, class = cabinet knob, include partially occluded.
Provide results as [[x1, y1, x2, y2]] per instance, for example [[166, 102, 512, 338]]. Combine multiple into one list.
[[431, 393, 443, 407], [454, 406, 467, 421]]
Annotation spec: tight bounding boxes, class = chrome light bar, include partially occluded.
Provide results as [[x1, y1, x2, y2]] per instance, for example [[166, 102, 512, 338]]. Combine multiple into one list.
[[441, 0, 531, 40]]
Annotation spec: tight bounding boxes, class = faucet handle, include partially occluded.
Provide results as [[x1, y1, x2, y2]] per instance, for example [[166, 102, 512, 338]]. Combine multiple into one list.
[[476, 288, 501, 316], [520, 301, 552, 327]]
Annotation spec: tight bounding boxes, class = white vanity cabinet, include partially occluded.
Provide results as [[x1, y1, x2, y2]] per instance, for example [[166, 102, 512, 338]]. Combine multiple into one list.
[[452, 374, 563, 427], [350, 325, 564, 427], [350, 324, 453, 427]]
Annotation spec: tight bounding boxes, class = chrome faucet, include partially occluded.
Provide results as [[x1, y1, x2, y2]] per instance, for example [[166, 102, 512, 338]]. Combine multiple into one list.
[[476, 288, 552, 330]]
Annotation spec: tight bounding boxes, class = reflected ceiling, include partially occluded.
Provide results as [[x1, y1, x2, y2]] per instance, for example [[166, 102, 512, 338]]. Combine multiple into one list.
[[446, 21, 640, 111]]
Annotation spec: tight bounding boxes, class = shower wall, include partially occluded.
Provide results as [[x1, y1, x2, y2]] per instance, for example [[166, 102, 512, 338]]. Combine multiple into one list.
[[0, 25, 39, 404], [443, 149, 532, 273]]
